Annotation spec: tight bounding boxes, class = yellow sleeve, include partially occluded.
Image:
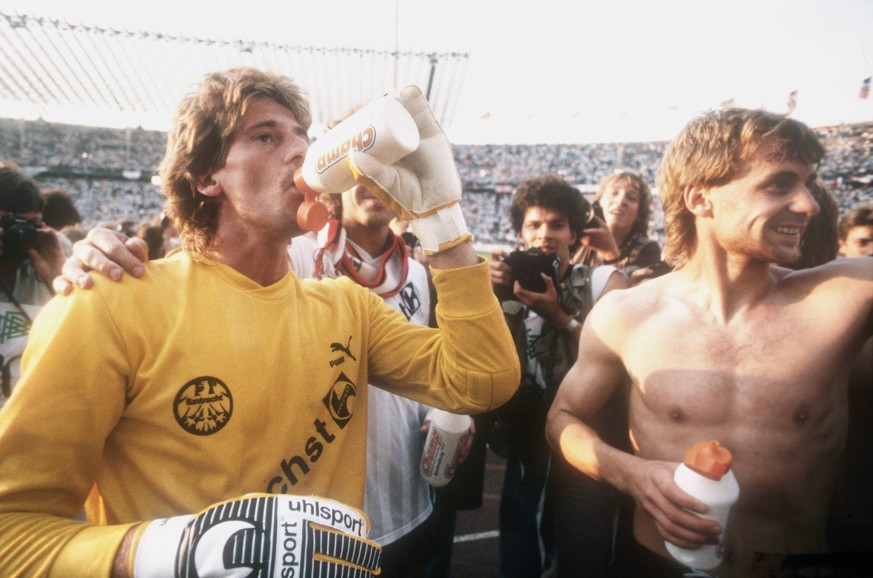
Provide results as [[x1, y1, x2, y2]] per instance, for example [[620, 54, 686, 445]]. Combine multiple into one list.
[[0, 286, 133, 577], [365, 258, 519, 412], [0, 513, 134, 577]]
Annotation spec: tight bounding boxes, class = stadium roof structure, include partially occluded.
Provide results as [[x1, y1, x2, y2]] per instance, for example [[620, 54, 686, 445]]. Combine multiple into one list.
[[0, 11, 469, 134]]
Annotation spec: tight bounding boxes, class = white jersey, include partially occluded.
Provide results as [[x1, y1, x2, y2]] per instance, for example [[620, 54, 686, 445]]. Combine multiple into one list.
[[288, 232, 434, 545], [0, 262, 51, 413], [0, 302, 41, 413]]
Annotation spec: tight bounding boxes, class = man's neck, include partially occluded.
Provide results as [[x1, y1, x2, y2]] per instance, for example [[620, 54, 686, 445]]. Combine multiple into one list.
[[342, 219, 391, 257], [203, 236, 291, 287], [681, 247, 776, 322]]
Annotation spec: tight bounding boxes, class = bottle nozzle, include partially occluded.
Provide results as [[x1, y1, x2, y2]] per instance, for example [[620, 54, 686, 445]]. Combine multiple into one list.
[[684, 440, 733, 481], [293, 169, 329, 232]]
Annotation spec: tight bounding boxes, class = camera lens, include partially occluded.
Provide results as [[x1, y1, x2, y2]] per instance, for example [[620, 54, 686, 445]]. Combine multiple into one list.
[[0, 214, 41, 262]]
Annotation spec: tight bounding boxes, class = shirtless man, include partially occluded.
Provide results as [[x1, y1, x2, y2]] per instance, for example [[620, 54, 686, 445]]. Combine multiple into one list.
[[546, 108, 873, 577]]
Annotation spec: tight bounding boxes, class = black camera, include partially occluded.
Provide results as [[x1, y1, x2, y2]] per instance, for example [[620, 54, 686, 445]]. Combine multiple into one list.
[[581, 199, 605, 230], [0, 213, 41, 262], [503, 248, 560, 293], [648, 261, 673, 277]]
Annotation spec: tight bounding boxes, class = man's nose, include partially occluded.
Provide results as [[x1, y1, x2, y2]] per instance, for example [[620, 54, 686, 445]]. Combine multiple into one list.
[[284, 133, 309, 167], [794, 185, 821, 217]]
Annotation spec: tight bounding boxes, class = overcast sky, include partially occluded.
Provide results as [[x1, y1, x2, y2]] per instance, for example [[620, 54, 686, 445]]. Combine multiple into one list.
[[4, 0, 873, 143]]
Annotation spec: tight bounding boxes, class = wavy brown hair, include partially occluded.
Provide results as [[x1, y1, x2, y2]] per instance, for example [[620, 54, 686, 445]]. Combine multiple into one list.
[[657, 108, 824, 268], [595, 171, 652, 240], [160, 68, 311, 253]]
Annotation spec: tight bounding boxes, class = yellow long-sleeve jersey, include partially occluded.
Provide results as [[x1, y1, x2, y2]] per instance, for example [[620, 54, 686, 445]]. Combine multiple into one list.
[[0, 251, 518, 577]]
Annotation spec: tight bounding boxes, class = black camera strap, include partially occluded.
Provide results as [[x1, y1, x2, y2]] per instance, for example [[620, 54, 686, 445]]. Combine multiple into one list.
[[541, 266, 574, 397]]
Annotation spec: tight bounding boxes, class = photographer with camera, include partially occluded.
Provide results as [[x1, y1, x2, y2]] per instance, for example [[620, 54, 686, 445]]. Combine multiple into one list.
[[488, 174, 627, 578], [0, 164, 64, 411], [572, 170, 668, 286]]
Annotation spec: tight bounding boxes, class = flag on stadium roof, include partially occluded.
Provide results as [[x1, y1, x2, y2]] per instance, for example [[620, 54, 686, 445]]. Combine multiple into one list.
[[787, 90, 798, 115]]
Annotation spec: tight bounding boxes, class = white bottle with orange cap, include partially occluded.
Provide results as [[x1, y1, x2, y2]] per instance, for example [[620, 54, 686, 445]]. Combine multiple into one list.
[[420, 409, 472, 487], [294, 92, 421, 232], [665, 440, 740, 570]]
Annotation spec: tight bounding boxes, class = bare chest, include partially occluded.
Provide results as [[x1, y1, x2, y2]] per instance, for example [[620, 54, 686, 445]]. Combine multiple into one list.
[[622, 305, 851, 443]]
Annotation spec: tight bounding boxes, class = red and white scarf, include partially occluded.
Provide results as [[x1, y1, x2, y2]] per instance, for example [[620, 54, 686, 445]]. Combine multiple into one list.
[[314, 218, 410, 298]]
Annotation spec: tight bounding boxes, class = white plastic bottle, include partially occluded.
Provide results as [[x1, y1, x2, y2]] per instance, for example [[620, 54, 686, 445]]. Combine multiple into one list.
[[420, 409, 472, 487], [665, 440, 740, 570], [294, 92, 421, 231]]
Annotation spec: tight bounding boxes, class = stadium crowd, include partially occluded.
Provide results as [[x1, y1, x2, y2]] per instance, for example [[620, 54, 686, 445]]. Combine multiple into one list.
[[1, 116, 870, 247]]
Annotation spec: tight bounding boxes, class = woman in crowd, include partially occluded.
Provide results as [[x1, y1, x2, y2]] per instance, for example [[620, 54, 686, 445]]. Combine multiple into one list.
[[573, 170, 666, 284]]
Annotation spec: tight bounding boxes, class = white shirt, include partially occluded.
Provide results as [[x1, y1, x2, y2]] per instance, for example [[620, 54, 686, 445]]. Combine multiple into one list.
[[288, 232, 434, 545]]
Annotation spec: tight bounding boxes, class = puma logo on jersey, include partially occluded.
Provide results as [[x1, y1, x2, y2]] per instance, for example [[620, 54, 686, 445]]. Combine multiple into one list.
[[329, 336, 357, 367]]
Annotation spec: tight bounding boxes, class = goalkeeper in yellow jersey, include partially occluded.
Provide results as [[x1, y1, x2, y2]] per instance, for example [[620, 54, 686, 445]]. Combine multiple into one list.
[[0, 68, 519, 578]]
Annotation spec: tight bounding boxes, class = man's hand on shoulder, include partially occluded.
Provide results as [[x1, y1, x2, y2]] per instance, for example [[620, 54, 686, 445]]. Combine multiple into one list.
[[52, 227, 149, 296]]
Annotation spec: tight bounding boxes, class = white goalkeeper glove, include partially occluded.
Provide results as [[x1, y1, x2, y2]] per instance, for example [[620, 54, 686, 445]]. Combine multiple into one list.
[[348, 84, 471, 254], [132, 494, 381, 577]]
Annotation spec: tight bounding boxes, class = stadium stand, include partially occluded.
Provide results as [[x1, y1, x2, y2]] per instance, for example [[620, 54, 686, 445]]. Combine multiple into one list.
[[0, 11, 469, 133], [0, 11, 870, 248], [1, 117, 871, 247]]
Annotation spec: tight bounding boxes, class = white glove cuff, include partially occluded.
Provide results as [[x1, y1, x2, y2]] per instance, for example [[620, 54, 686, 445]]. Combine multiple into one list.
[[133, 515, 193, 578], [409, 203, 470, 254]]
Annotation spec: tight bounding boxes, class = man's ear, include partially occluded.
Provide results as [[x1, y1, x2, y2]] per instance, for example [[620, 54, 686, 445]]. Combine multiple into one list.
[[684, 185, 713, 218], [196, 174, 222, 198]]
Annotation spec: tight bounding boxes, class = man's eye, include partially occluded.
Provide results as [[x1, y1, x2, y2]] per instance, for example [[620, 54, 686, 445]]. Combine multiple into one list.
[[766, 185, 790, 196], [256, 134, 273, 142]]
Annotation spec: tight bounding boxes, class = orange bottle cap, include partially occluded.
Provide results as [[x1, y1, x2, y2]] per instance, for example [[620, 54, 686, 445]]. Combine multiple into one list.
[[684, 441, 733, 480], [293, 170, 329, 232]]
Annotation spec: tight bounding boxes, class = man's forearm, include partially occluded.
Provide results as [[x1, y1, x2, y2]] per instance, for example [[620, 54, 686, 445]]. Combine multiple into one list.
[[548, 409, 639, 493]]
